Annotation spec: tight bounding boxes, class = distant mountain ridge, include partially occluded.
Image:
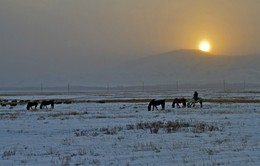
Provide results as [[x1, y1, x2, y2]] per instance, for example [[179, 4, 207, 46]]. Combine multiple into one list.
[[89, 49, 260, 86]]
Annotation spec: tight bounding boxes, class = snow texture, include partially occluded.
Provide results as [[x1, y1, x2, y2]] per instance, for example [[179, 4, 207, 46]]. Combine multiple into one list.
[[1, 90, 260, 165]]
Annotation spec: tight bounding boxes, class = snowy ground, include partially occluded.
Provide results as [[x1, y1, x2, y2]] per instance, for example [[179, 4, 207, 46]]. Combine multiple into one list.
[[1, 90, 260, 165]]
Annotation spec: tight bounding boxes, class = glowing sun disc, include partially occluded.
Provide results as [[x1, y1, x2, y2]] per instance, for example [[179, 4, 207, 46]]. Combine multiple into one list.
[[199, 41, 211, 52]]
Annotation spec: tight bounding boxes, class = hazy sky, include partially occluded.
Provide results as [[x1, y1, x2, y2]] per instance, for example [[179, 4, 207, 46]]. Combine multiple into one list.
[[1, 0, 260, 86]]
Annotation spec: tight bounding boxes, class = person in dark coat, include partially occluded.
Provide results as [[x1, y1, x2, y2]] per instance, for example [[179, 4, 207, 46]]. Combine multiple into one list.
[[193, 91, 198, 101]]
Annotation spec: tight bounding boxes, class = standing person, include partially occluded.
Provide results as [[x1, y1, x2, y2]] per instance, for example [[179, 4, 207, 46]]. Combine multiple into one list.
[[193, 91, 198, 101]]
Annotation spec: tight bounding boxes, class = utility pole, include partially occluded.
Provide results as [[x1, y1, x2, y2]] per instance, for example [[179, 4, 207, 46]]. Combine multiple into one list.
[[223, 80, 226, 91], [107, 82, 110, 92], [67, 83, 70, 95], [41, 83, 43, 94]]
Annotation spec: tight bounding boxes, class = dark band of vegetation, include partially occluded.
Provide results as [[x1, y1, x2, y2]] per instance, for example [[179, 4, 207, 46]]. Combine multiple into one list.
[[1, 98, 260, 107], [89, 98, 260, 104]]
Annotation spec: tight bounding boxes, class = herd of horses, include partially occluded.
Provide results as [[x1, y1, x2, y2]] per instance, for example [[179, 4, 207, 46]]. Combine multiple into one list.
[[10, 96, 201, 111], [26, 100, 54, 110], [148, 97, 203, 111], [26, 98, 201, 111]]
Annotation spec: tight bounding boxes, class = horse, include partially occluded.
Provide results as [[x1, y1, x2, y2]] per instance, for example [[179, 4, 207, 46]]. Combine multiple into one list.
[[172, 98, 186, 108], [148, 99, 165, 111], [40, 100, 54, 109], [26, 101, 38, 110], [187, 97, 203, 108]]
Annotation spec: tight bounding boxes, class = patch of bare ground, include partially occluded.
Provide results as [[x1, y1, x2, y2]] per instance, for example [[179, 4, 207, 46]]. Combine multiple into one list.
[[47, 111, 88, 118], [89, 98, 260, 103], [4, 98, 259, 109], [0, 113, 19, 120], [127, 120, 221, 134], [36, 111, 90, 120], [203, 108, 260, 114], [205, 99, 260, 103], [92, 115, 137, 119]]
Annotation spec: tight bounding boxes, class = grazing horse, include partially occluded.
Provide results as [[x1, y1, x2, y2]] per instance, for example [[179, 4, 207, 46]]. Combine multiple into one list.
[[172, 98, 186, 108], [26, 101, 38, 110], [40, 100, 54, 109], [187, 97, 203, 108], [148, 99, 165, 111]]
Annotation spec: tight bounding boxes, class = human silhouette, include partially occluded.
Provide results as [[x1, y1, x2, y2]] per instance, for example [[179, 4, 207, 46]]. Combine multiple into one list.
[[193, 91, 198, 101]]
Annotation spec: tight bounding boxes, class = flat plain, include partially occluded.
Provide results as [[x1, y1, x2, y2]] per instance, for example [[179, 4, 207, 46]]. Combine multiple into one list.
[[0, 89, 260, 165]]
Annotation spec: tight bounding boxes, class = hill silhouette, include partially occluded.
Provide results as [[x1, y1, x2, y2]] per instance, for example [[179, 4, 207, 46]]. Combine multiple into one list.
[[88, 49, 260, 86]]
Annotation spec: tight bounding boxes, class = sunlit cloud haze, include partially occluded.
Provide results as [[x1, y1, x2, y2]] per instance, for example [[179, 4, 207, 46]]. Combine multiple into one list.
[[1, 0, 260, 87]]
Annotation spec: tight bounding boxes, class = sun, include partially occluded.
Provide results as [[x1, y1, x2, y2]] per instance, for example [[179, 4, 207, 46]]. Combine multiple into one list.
[[199, 40, 211, 52]]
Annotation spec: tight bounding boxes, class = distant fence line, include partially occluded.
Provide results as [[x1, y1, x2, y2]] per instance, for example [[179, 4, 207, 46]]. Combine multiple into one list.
[[1, 81, 260, 93]]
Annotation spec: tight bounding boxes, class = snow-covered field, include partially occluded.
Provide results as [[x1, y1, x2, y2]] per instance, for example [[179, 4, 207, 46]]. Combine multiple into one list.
[[1, 90, 260, 165]]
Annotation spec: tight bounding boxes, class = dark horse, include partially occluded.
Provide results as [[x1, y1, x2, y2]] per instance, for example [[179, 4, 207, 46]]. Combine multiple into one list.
[[40, 100, 54, 109], [148, 99, 165, 111], [172, 98, 186, 108], [26, 101, 38, 110]]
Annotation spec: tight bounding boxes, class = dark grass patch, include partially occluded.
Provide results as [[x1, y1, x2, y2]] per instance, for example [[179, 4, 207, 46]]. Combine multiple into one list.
[[47, 111, 88, 118], [74, 120, 221, 137], [127, 120, 221, 134], [0, 113, 18, 120]]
